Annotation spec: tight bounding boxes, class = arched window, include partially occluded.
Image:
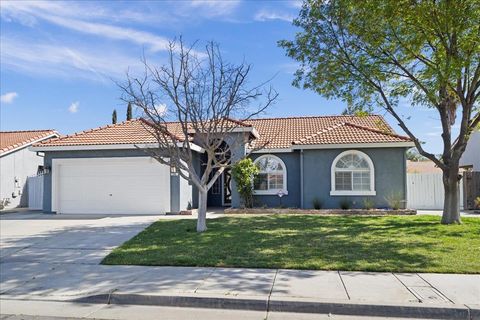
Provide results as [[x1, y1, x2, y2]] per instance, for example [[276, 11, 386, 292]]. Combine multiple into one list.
[[253, 155, 288, 195], [330, 150, 375, 196]]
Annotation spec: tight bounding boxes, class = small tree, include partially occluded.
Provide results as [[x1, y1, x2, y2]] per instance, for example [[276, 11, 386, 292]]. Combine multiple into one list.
[[126, 102, 132, 121], [407, 148, 428, 162], [232, 158, 259, 208], [121, 39, 277, 232], [280, 0, 480, 224], [112, 109, 117, 124]]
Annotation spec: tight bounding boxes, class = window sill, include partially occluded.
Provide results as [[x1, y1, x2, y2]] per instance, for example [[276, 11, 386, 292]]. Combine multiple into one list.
[[330, 190, 376, 196], [253, 190, 289, 196]]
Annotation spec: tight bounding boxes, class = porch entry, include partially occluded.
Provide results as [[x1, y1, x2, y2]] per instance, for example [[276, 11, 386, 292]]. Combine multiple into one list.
[[208, 169, 232, 207]]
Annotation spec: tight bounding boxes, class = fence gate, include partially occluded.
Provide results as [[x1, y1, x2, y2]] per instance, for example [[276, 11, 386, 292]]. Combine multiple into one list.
[[407, 173, 463, 210], [28, 175, 44, 210], [463, 171, 480, 209]]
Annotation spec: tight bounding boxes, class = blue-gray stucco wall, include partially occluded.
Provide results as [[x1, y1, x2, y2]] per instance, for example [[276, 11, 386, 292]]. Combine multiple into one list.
[[249, 152, 301, 208], [302, 148, 407, 209], [242, 147, 407, 209], [42, 149, 189, 213]]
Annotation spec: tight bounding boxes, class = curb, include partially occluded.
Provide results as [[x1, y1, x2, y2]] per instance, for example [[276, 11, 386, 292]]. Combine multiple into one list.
[[74, 293, 476, 319]]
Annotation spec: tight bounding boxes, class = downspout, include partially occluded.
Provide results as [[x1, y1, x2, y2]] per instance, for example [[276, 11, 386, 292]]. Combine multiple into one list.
[[403, 148, 407, 209], [300, 149, 304, 209]]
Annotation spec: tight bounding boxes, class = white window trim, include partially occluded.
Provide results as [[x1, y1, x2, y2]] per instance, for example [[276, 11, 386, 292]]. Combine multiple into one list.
[[253, 154, 288, 195], [330, 150, 376, 196]]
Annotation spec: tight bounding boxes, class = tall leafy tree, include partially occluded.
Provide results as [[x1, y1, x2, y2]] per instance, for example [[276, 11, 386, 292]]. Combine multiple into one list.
[[112, 109, 117, 124], [280, 0, 480, 224], [126, 102, 133, 120]]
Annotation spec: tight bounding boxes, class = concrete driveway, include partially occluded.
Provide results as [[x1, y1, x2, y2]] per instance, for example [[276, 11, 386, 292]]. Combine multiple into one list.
[[0, 211, 164, 263], [0, 210, 227, 297]]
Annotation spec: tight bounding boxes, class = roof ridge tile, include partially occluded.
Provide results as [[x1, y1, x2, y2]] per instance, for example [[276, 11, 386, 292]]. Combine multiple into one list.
[[0, 129, 56, 133], [343, 122, 411, 140], [293, 122, 346, 144]]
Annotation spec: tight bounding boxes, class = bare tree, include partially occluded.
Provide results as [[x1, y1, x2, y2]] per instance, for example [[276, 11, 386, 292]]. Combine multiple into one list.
[[120, 39, 277, 232]]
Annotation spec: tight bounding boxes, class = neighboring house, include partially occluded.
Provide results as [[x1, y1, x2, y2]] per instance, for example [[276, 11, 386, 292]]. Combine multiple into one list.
[[460, 131, 480, 171], [407, 160, 442, 173], [0, 130, 58, 210], [30, 115, 414, 215]]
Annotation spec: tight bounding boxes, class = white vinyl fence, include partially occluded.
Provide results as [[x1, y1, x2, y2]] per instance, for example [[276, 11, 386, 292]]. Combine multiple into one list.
[[407, 173, 463, 210], [28, 175, 44, 210]]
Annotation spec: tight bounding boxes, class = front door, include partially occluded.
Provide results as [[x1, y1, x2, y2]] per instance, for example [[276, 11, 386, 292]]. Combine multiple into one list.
[[222, 168, 232, 206]]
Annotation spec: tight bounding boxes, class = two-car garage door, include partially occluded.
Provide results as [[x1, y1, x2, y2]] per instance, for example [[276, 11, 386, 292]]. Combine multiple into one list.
[[52, 157, 170, 214]]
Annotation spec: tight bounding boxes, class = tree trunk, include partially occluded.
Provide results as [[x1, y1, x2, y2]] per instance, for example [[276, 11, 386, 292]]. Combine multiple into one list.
[[197, 189, 208, 232], [441, 166, 461, 224]]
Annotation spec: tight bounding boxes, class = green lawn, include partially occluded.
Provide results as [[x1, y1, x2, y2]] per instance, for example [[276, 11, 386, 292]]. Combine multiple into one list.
[[102, 215, 480, 273]]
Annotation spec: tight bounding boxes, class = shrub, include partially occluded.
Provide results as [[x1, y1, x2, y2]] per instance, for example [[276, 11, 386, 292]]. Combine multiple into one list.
[[312, 197, 323, 209], [339, 198, 351, 210], [363, 198, 375, 210], [232, 158, 259, 208], [385, 192, 403, 210], [475, 196, 480, 209]]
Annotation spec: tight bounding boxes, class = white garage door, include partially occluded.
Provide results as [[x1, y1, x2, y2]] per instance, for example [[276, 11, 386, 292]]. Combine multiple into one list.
[[53, 157, 170, 214]]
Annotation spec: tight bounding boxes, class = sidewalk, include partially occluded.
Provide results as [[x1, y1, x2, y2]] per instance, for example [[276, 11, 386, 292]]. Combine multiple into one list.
[[1, 263, 479, 319]]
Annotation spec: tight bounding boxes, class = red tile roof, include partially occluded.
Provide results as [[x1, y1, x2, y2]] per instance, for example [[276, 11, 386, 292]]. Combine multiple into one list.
[[33, 115, 412, 149], [244, 115, 409, 149], [291, 122, 410, 146], [0, 130, 58, 155], [34, 120, 158, 147]]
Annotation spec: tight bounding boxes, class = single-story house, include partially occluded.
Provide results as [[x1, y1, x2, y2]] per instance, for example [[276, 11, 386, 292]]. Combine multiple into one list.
[[1, 129, 58, 210], [407, 160, 442, 173], [30, 115, 414, 214], [460, 130, 480, 171]]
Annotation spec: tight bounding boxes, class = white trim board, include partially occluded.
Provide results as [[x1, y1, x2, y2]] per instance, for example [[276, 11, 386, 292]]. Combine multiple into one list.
[[31, 142, 204, 153], [249, 142, 414, 153], [292, 142, 415, 150]]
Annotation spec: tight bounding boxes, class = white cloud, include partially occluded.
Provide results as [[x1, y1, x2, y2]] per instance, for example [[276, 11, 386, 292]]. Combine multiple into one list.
[[68, 101, 79, 113], [0, 92, 18, 104], [1, 36, 146, 82], [254, 9, 294, 22], [278, 62, 300, 75], [188, 0, 241, 17], [154, 103, 168, 116], [288, 0, 303, 9], [1, 2, 172, 53]]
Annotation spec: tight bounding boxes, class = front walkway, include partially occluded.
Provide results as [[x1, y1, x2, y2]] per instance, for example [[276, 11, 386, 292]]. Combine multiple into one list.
[[1, 211, 479, 319]]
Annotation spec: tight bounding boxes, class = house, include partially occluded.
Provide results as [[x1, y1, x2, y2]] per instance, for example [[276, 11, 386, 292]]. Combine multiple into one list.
[[30, 115, 414, 214], [407, 160, 442, 173], [0, 130, 59, 210], [460, 130, 480, 171]]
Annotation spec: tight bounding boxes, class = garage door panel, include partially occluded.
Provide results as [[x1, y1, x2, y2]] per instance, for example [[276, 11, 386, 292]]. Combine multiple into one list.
[[55, 157, 170, 214]]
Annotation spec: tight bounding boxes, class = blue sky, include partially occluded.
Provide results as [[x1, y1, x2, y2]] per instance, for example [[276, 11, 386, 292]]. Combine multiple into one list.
[[1, 0, 452, 153]]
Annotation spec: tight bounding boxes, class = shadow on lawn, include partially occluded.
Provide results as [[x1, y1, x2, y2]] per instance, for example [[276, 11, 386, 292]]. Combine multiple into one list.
[[100, 215, 477, 273]]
